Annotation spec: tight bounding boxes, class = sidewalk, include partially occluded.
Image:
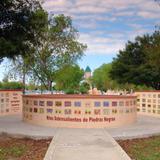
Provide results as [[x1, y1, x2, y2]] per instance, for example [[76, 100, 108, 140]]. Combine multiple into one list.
[[44, 129, 131, 160], [0, 115, 159, 139]]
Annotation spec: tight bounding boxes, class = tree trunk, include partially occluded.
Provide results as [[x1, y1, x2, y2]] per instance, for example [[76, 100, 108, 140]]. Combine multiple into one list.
[[22, 66, 26, 95]]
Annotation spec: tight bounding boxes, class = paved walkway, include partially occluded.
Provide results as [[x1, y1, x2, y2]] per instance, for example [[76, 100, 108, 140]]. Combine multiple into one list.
[[106, 114, 160, 139], [44, 129, 131, 160], [0, 115, 160, 139]]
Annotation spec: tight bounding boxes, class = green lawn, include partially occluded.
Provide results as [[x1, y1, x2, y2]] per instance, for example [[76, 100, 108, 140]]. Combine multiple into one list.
[[0, 145, 27, 160], [0, 135, 51, 160], [118, 136, 160, 160]]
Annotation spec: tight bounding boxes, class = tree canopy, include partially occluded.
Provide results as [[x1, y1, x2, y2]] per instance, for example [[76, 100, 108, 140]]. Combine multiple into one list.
[[0, 0, 48, 62], [92, 63, 116, 91], [55, 64, 84, 93], [6, 14, 87, 91], [110, 30, 160, 90]]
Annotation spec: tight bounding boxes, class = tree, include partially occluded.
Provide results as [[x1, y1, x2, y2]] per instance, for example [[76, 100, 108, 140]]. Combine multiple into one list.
[[7, 14, 86, 92], [23, 14, 86, 90], [0, 0, 48, 62], [55, 64, 84, 93], [0, 81, 24, 89], [110, 30, 160, 90], [79, 82, 90, 94], [92, 63, 119, 91]]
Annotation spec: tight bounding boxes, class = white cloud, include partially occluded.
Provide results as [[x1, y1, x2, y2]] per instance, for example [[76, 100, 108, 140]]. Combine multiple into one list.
[[42, 0, 159, 55], [43, 0, 160, 21], [79, 33, 126, 55]]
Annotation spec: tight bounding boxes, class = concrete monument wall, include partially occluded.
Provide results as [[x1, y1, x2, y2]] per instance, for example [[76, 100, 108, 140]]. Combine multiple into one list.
[[23, 94, 137, 128], [135, 91, 160, 117], [0, 90, 22, 116]]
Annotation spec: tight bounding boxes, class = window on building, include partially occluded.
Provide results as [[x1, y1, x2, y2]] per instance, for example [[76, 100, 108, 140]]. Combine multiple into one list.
[[39, 101, 45, 106], [112, 109, 118, 114], [142, 108, 146, 112], [153, 110, 156, 113], [153, 94, 156, 98], [26, 100, 29, 105], [94, 102, 101, 107], [112, 101, 117, 107], [55, 101, 62, 107], [34, 108, 38, 113], [5, 93, 9, 97], [65, 101, 71, 107], [39, 108, 44, 113], [130, 101, 133, 106], [119, 101, 124, 107], [47, 101, 53, 106], [47, 108, 53, 113], [119, 109, 124, 114], [29, 108, 32, 112], [153, 105, 156, 108], [142, 104, 146, 107], [153, 99, 156, 103], [125, 101, 129, 106], [142, 99, 146, 102], [25, 107, 29, 112], [75, 110, 81, 114], [103, 109, 110, 115], [64, 109, 71, 114], [142, 94, 146, 97], [85, 110, 91, 114], [94, 109, 101, 115], [103, 101, 109, 107], [74, 102, 81, 107], [1, 99, 4, 103], [55, 110, 62, 114], [85, 102, 91, 107], [34, 100, 38, 106]]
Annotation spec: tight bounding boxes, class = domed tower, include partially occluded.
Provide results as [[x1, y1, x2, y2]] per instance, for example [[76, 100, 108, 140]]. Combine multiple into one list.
[[84, 66, 92, 79]]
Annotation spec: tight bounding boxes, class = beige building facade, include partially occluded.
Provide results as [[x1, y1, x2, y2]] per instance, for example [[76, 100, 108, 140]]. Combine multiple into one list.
[[23, 94, 137, 128], [135, 91, 160, 117], [0, 90, 22, 116]]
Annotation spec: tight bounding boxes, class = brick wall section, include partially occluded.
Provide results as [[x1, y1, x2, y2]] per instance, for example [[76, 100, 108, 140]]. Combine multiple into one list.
[[135, 91, 160, 117], [0, 90, 23, 116]]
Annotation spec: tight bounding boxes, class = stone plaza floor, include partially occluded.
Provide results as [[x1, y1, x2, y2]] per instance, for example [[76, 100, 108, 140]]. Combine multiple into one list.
[[0, 114, 160, 160], [0, 114, 159, 139]]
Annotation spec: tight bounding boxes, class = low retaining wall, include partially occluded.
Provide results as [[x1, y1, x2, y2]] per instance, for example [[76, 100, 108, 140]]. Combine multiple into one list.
[[23, 94, 137, 128], [0, 90, 22, 116], [135, 91, 160, 117]]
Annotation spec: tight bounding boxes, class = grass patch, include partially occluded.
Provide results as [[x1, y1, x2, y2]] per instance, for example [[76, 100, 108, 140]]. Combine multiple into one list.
[[117, 136, 160, 160], [0, 144, 27, 160], [0, 135, 51, 160]]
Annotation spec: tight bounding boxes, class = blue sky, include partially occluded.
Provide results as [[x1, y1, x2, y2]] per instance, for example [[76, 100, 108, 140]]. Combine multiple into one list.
[[42, 0, 160, 71], [0, 0, 160, 80]]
